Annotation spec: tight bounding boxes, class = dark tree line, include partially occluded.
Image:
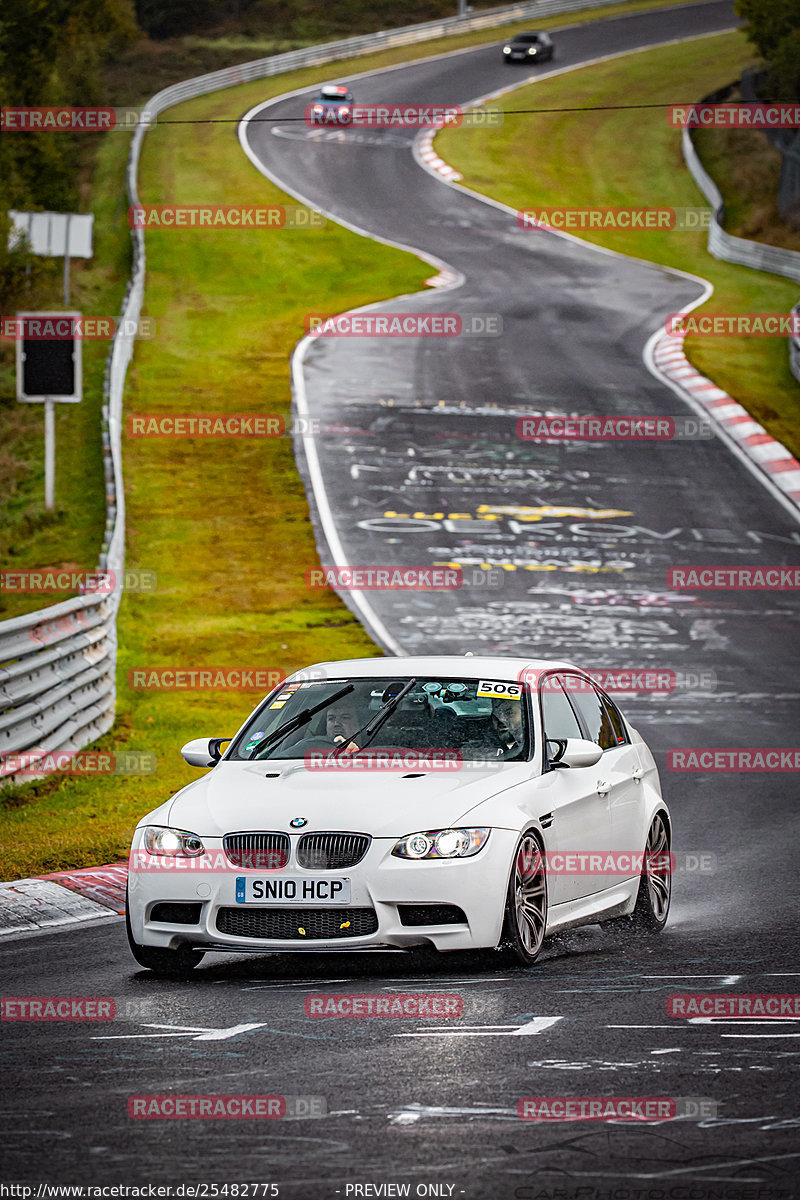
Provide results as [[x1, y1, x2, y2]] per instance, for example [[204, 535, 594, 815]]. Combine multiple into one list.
[[736, 0, 800, 100], [0, 0, 136, 309]]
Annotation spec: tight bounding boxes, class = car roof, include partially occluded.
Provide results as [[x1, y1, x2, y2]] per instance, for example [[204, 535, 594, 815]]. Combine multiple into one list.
[[288, 655, 581, 681], [320, 85, 350, 96], [512, 30, 545, 37]]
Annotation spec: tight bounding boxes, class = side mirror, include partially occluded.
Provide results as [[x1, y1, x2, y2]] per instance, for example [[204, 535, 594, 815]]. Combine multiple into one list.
[[548, 738, 603, 769], [181, 737, 229, 768]]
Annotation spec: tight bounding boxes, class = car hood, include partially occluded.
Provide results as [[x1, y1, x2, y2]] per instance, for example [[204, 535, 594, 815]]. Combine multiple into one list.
[[166, 759, 530, 839]]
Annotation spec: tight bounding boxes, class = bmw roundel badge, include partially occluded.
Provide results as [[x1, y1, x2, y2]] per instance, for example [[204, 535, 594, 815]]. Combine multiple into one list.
[[290, 817, 308, 828]]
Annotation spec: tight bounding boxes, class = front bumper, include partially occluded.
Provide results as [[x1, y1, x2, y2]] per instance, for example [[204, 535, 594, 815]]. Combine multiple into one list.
[[127, 828, 518, 954]]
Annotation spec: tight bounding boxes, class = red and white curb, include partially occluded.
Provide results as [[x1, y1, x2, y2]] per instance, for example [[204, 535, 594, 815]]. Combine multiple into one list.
[[416, 127, 462, 183], [652, 329, 800, 508], [424, 265, 462, 288], [0, 863, 127, 936], [415, 130, 463, 287]]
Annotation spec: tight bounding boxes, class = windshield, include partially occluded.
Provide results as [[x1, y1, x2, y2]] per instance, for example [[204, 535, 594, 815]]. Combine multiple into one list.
[[228, 676, 530, 762], [514, 34, 540, 43]]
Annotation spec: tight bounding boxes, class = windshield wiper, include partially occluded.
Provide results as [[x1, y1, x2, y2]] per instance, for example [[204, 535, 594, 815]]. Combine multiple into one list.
[[246, 684, 354, 759], [331, 678, 418, 757]]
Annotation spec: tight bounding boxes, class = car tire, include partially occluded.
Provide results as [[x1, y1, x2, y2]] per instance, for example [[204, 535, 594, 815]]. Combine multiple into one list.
[[499, 832, 548, 965], [610, 812, 672, 939], [125, 892, 204, 977]]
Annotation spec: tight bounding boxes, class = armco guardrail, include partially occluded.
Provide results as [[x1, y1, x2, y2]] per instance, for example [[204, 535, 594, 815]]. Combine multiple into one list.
[[682, 124, 800, 284], [0, 282, 135, 787], [681, 115, 800, 383], [791, 301, 800, 384], [0, 0, 632, 786]]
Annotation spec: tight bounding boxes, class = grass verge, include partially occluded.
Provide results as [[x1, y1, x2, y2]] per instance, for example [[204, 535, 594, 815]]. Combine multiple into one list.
[[694, 118, 800, 253], [436, 30, 800, 458]]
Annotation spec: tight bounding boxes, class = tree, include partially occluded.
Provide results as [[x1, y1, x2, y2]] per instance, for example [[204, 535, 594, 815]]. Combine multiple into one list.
[[735, 0, 800, 98], [0, 0, 138, 209]]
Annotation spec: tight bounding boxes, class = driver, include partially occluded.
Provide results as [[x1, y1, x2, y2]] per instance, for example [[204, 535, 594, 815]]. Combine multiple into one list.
[[490, 698, 524, 754], [324, 698, 367, 754]]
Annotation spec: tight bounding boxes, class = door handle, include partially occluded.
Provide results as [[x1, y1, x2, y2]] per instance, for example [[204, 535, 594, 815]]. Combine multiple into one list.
[[596, 780, 609, 797], [632, 767, 644, 783]]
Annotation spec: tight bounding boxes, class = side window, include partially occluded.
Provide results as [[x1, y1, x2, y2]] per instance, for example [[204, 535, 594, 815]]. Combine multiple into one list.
[[601, 692, 628, 746], [541, 676, 583, 743], [563, 675, 616, 750]]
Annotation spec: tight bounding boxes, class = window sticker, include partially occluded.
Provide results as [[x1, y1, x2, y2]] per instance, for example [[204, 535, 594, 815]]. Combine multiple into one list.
[[477, 680, 522, 700]]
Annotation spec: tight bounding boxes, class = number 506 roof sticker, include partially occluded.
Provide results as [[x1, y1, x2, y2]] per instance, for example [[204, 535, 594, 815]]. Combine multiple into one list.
[[477, 680, 522, 699]]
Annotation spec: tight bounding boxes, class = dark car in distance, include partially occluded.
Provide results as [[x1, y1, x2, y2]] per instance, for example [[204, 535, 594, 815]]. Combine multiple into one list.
[[502, 31, 554, 64]]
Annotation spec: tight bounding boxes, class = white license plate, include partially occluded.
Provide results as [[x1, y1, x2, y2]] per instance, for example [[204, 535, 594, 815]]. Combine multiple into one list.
[[235, 876, 350, 904]]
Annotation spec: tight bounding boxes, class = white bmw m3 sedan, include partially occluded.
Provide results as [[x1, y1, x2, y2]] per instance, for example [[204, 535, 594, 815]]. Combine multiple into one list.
[[126, 656, 671, 975]]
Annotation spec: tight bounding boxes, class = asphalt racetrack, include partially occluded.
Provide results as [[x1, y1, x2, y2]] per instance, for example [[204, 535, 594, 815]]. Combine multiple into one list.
[[3, 3, 800, 1196]]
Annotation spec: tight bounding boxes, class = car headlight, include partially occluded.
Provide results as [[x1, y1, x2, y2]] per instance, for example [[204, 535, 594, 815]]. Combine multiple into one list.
[[528, 47, 538, 54], [392, 828, 490, 859], [339, 106, 350, 116], [313, 104, 323, 113], [503, 45, 512, 52], [143, 826, 205, 857]]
